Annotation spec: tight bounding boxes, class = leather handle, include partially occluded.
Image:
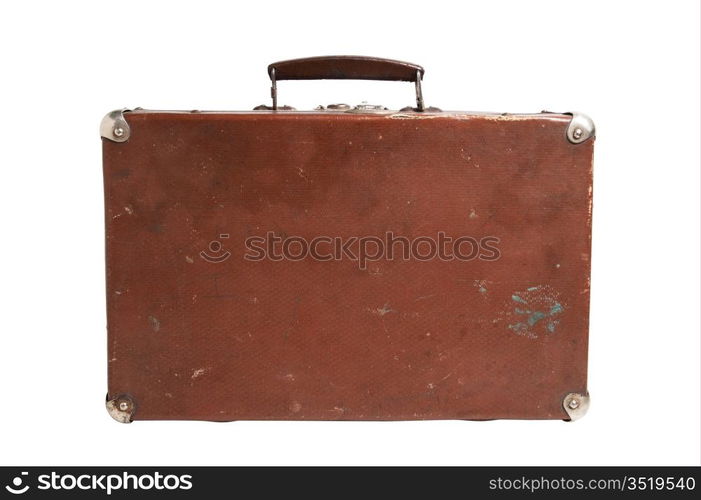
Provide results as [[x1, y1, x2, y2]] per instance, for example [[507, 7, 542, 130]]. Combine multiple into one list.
[[268, 56, 424, 82], [267, 56, 425, 111]]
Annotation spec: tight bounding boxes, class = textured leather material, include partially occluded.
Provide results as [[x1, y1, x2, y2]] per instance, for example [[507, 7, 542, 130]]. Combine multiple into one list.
[[103, 110, 593, 421]]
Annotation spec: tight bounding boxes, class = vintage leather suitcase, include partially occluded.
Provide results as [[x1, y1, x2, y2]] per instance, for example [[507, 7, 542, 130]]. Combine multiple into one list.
[[101, 56, 594, 423]]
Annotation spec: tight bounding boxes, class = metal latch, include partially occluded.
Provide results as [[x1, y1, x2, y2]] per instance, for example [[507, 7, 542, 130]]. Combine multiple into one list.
[[352, 102, 386, 112]]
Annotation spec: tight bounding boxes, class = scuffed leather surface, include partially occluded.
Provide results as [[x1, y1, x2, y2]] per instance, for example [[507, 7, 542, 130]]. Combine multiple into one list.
[[103, 111, 593, 421]]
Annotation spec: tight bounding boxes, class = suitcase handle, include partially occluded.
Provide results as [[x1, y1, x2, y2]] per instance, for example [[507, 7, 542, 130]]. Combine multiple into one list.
[[267, 56, 425, 111]]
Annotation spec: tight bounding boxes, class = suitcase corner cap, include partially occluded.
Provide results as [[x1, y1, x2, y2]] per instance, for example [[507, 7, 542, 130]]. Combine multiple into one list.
[[566, 112, 595, 144], [106, 394, 136, 423], [563, 392, 590, 421], [100, 109, 131, 143]]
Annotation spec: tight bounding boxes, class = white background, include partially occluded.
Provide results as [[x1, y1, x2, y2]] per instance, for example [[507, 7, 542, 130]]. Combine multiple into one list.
[[0, 0, 698, 466]]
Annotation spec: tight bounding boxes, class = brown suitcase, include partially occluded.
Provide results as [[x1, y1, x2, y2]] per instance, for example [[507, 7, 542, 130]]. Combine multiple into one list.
[[101, 56, 594, 423]]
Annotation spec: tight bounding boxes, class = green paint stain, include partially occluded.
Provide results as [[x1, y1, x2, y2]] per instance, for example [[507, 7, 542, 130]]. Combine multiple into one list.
[[509, 293, 564, 334], [511, 294, 527, 304], [550, 303, 563, 315], [527, 311, 546, 326]]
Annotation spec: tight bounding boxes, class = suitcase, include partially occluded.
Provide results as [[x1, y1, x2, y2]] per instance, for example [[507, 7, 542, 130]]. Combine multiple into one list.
[[101, 56, 594, 423]]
